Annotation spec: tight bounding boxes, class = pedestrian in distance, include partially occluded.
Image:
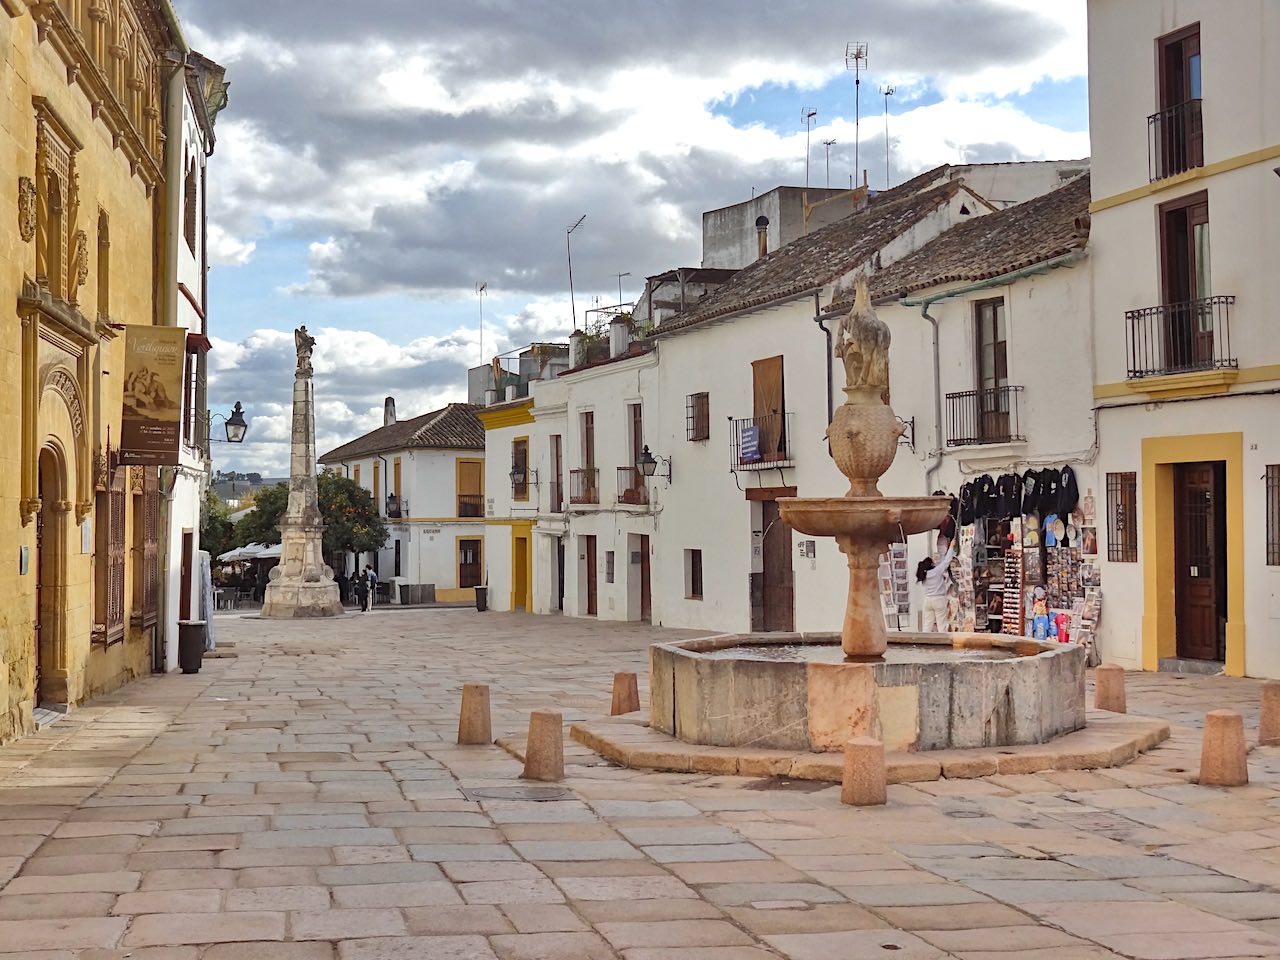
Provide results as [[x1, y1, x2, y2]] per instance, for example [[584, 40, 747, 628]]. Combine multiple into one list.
[[365, 564, 378, 609], [355, 571, 369, 613]]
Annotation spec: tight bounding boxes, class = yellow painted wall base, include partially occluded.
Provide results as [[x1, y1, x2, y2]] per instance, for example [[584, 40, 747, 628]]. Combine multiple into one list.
[[435, 587, 476, 604]]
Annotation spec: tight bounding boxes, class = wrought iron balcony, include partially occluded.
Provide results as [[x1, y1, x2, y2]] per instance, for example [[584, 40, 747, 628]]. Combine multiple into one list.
[[570, 467, 599, 505], [1148, 99, 1203, 182], [456, 493, 484, 518], [617, 466, 649, 506], [945, 386, 1025, 447], [1126, 296, 1236, 379], [385, 494, 408, 519], [730, 412, 794, 470]]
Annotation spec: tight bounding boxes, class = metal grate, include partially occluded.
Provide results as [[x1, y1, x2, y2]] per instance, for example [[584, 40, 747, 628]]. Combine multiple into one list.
[[686, 392, 710, 441], [617, 466, 648, 506], [730, 412, 794, 470], [570, 468, 599, 505], [1268, 465, 1280, 566], [1126, 296, 1235, 380], [1148, 98, 1203, 182], [945, 386, 1024, 446], [1107, 472, 1138, 563]]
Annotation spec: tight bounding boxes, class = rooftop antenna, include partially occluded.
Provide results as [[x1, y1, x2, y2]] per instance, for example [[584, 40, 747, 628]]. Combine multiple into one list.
[[821, 138, 837, 189], [614, 271, 631, 306], [801, 107, 818, 189], [566, 214, 586, 330], [881, 85, 895, 189], [475, 282, 487, 366], [845, 42, 869, 189]]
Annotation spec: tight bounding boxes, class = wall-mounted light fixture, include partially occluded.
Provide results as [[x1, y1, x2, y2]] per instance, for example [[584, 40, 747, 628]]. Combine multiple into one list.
[[637, 445, 672, 483], [208, 401, 249, 444]]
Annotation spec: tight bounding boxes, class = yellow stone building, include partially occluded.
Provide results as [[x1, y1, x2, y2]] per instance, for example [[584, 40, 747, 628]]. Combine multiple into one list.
[[0, 0, 186, 741]]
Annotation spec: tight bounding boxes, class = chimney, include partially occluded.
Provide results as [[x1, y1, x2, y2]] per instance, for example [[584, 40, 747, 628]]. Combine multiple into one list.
[[609, 315, 630, 358], [383, 397, 396, 427], [568, 328, 585, 368], [755, 215, 769, 260]]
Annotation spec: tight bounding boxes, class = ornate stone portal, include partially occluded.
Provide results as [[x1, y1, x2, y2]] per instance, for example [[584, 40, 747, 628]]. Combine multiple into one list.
[[261, 326, 343, 619], [779, 279, 951, 659]]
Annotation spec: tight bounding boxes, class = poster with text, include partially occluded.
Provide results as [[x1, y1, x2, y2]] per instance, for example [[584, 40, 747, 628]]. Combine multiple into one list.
[[120, 324, 187, 465]]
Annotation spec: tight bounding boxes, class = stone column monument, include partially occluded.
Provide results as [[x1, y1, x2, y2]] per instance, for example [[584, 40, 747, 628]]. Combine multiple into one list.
[[261, 326, 344, 619]]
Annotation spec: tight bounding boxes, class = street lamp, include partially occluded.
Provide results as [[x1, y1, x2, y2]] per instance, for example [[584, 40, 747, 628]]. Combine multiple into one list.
[[208, 402, 249, 444], [637, 445, 672, 483]]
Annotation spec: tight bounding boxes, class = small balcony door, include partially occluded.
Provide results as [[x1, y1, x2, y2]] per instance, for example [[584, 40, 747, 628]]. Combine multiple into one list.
[[1157, 24, 1203, 173], [974, 299, 1009, 442], [751, 355, 786, 461], [1160, 191, 1213, 371]]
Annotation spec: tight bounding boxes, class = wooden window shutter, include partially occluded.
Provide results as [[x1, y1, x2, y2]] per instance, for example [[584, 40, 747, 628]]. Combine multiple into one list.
[[459, 460, 482, 496], [752, 356, 785, 457]]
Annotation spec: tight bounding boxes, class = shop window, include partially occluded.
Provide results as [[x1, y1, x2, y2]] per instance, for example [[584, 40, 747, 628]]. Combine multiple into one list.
[[1267, 465, 1280, 566], [458, 539, 482, 588], [685, 549, 703, 600], [687, 392, 710, 441], [1107, 472, 1138, 563]]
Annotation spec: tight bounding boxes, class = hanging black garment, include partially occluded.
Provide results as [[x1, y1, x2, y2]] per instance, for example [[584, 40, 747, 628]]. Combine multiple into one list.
[[973, 474, 996, 519], [1038, 468, 1062, 517], [958, 482, 976, 526], [1020, 469, 1040, 516], [1059, 464, 1080, 517], [936, 494, 958, 540], [995, 473, 1020, 521]]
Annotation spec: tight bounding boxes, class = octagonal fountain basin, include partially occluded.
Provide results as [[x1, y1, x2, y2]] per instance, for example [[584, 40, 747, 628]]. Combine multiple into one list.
[[650, 632, 1086, 754]]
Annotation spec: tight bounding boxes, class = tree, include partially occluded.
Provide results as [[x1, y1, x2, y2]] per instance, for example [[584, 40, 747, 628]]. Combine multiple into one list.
[[231, 474, 388, 568], [201, 490, 236, 562]]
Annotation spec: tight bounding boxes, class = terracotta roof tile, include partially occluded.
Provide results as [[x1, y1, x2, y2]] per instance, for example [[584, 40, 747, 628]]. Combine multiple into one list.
[[859, 173, 1092, 306], [652, 178, 965, 336], [318, 403, 485, 463]]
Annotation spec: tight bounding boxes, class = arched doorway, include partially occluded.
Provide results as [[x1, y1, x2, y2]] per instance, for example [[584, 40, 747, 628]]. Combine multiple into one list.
[[35, 446, 67, 708]]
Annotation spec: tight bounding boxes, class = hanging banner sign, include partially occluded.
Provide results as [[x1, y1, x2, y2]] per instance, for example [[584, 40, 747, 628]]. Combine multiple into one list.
[[120, 325, 188, 466]]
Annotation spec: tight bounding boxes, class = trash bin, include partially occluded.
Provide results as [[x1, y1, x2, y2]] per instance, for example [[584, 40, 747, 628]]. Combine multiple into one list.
[[474, 586, 488, 612], [178, 620, 207, 674]]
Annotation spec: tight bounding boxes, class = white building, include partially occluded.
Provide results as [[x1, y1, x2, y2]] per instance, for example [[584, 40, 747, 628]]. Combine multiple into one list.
[[318, 400, 486, 604], [480, 162, 1089, 633], [1087, 0, 1280, 677], [159, 51, 227, 671]]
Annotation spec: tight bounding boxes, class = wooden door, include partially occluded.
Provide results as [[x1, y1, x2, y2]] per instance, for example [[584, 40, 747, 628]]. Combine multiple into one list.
[[179, 531, 193, 620], [513, 536, 528, 610], [751, 356, 786, 460], [760, 500, 794, 632], [638, 535, 651, 623], [556, 538, 565, 611], [1160, 193, 1211, 371], [1175, 462, 1225, 661], [584, 536, 598, 616]]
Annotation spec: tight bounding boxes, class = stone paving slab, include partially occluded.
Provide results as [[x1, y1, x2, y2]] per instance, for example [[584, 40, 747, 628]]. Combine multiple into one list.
[[0, 609, 1279, 959]]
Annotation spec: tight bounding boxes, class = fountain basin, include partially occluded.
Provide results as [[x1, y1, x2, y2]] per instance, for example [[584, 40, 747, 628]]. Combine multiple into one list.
[[651, 633, 1086, 754], [778, 496, 953, 540]]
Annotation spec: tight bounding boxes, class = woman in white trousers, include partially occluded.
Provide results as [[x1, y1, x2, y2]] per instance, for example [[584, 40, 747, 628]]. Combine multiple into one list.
[[917, 540, 956, 632]]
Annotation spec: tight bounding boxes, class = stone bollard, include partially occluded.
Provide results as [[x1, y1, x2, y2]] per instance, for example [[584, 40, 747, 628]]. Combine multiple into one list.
[[457, 683, 492, 745], [522, 709, 565, 782], [840, 736, 887, 807], [1260, 681, 1280, 746], [611, 672, 641, 716], [1094, 663, 1127, 714], [1199, 710, 1249, 787]]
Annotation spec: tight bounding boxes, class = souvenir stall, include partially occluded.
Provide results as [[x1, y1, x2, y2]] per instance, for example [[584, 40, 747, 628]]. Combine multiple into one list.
[[947, 466, 1102, 662]]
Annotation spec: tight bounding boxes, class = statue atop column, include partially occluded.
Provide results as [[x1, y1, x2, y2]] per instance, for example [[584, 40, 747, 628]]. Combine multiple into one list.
[[261, 326, 343, 618]]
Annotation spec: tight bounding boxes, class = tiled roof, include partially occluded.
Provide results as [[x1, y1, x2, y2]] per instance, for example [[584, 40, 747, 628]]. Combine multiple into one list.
[[859, 173, 1092, 306], [651, 178, 966, 336], [319, 403, 485, 463]]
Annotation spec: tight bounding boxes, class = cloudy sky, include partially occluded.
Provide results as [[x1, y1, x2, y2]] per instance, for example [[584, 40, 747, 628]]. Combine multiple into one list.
[[175, 0, 1090, 474]]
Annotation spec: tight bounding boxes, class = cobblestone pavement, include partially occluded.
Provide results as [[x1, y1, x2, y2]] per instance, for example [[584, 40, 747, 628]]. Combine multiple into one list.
[[3, 609, 1280, 959]]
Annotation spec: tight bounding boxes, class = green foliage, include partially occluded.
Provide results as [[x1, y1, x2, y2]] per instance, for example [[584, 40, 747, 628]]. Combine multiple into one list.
[[200, 489, 236, 561], [231, 473, 388, 560]]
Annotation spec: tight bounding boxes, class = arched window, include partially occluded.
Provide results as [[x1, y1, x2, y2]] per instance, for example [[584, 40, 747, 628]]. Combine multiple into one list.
[[183, 159, 197, 254]]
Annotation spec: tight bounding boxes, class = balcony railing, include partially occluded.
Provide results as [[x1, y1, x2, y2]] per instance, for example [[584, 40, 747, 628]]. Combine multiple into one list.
[[617, 467, 649, 506], [1148, 99, 1203, 182], [730, 412, 794, 470], [457, 493, 484, 518], [946, 386, 1025, 447], [549, 479, 565, 513], [385, 494, 408, 519], [1126, 296, 1236, 379], [570, 467, 599, 505]]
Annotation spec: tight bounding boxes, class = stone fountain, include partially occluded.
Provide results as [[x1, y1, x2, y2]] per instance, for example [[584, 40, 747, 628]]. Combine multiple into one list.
[[648, 278, 1087, 754], [779, 278, 951, 660]]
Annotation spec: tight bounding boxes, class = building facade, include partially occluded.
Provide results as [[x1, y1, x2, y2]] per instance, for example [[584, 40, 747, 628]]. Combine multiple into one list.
[[1087, 0, 1280, 677], [1, 0, 185, 742], [319, 401, 486, 604]]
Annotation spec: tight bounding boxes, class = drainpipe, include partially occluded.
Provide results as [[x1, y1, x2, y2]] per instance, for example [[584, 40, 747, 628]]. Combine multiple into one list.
[[920, 305, 943, 494], [811, 291, 833, 426]]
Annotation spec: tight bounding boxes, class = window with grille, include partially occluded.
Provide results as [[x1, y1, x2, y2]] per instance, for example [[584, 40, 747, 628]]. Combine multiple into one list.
[[458, 539, 482, 588], [1107, 472, 1138, 562], [686, 392, 710, 441], [131, 467, 159, 630], [94, 452, 126, 644], [1267, 465, 1280, 566]]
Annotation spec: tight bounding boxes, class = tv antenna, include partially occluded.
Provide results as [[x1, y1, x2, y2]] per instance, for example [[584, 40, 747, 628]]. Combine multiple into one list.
[[614, 271, 631, 305], [801, 108, 818, 189], [475, 282, 487, 366], [880, 86, 896, 189], [845, 42, 869, 187], [566, 214, 586, 330], [821, 138, 837, 188]]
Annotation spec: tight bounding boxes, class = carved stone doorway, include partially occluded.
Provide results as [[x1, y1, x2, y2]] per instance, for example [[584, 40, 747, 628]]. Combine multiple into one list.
[[35, 446, 69, 707]]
